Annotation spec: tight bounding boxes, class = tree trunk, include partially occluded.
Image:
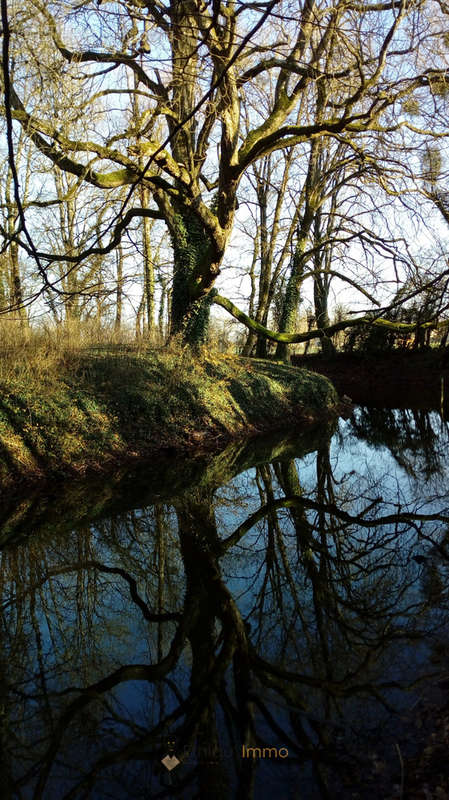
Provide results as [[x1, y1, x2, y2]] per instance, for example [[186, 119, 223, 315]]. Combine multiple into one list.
[[141, 185, 155, 338], [9, 240, 25, 321], [158, 277, 168, 341], [114, 243, 123, 332], [254, 171, 270, 359], [275, 235, 308, 361], [169, 211, 217, 347], [241, 232, 260, 357], [313, 200, 336, 357], [275, 139, 321, 361], [314, 274, 335, 357], [135, 292, 144, 338], [5, 166, 26, 323]]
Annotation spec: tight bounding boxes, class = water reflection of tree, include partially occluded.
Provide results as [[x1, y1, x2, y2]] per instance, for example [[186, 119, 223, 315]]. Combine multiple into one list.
[[349, 406, 449, 482], [1, 430, 449, 798]]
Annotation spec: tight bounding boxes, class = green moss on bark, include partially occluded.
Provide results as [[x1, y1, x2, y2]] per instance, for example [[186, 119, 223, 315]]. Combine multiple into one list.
[[170, 211, 213, 345]]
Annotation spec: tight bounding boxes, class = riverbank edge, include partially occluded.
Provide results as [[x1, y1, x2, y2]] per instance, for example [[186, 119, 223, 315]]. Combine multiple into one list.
[[0, 350, 339, 498]]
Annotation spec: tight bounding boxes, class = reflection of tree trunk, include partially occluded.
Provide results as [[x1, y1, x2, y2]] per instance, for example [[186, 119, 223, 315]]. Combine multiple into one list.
[[0, 651, 12, 800], [176, 495, 232, 799], [174, 482, 273, 798], [275, 454, 337, 775], [154, 504, 166, 716], [277, 456, 333, 671]]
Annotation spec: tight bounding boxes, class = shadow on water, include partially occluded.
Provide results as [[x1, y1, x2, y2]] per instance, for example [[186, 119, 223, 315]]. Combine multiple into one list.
[[1, 410, 449, 798]]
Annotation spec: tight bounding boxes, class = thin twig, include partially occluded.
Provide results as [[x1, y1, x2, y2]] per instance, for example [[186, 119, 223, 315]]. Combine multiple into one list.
[[395, 741, 405, 800]]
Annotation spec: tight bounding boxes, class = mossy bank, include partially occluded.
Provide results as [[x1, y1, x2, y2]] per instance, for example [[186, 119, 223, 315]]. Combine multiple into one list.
[[0, 348, 338, 494]]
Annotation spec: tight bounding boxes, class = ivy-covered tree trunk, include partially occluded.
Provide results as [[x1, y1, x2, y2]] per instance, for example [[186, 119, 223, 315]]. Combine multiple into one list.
[[275, 141, 319, 362], [114, 242, 123, 332], [312, 202, 336, 357], [170, 211, 217, 347], [9, 239, 25, 320], [274, 281, 301, 362], [5, 193, 26, 322], [314, 275, 335, 357], [275, 235, 308, 362], [141, 185, 155, 337]]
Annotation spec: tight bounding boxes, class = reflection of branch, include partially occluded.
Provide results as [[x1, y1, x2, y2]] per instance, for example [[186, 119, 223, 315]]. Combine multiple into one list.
[[59, 699, 199, 800], [84, 560, 181, 622], [2, 560, 181, 622], [220, 496, 449, 552], [250, 694, 305, 757], [294, 497, 449, 528], [33, 614, 190, 800], [250, 646, 441, 697], [56, 630, 239, 800]]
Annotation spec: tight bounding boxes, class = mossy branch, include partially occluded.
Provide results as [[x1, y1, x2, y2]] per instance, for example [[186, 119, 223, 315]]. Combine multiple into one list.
[[213, 294, 448, 344]]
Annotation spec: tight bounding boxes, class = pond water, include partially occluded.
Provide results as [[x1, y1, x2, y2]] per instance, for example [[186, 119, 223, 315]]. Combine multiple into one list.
[[1, 407, 449, 799]]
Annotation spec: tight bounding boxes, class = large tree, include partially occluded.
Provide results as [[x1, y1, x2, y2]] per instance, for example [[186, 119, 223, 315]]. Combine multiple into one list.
[[2, 0, 448, 343]]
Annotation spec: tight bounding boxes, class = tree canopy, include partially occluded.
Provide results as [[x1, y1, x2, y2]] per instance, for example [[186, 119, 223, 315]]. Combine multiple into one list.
[[1, 0, 449, 345]]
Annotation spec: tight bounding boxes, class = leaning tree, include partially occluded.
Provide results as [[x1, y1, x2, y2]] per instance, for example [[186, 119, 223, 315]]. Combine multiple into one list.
[[2, 0, 449, 344]]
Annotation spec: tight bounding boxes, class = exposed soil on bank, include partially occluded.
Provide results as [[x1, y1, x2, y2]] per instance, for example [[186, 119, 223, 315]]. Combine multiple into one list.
[[292, 350, 449, 410], [0, 348, 338, 497]]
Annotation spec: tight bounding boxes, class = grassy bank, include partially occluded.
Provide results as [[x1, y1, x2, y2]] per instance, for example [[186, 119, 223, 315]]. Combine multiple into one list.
[[0, 339, 338, 494]]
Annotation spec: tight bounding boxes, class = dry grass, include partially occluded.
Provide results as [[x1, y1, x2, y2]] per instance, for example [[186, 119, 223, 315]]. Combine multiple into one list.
[[0, 318, 153, 383]]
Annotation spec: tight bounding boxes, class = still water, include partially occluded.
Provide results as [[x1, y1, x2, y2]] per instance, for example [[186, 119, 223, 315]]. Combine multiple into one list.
[[1, 407, 449, 799]]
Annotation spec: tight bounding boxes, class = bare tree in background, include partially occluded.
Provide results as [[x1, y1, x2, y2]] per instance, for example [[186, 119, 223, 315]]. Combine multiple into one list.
[[2, 0, 449, 346]]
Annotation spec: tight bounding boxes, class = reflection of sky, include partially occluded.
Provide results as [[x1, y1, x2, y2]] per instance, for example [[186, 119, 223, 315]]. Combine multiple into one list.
[[215, 413, 449, 701]]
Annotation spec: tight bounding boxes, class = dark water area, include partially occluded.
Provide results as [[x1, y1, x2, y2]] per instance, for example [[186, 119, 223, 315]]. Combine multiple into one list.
[[2, 408, 449, 799], [293, 352, 449, 411]]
